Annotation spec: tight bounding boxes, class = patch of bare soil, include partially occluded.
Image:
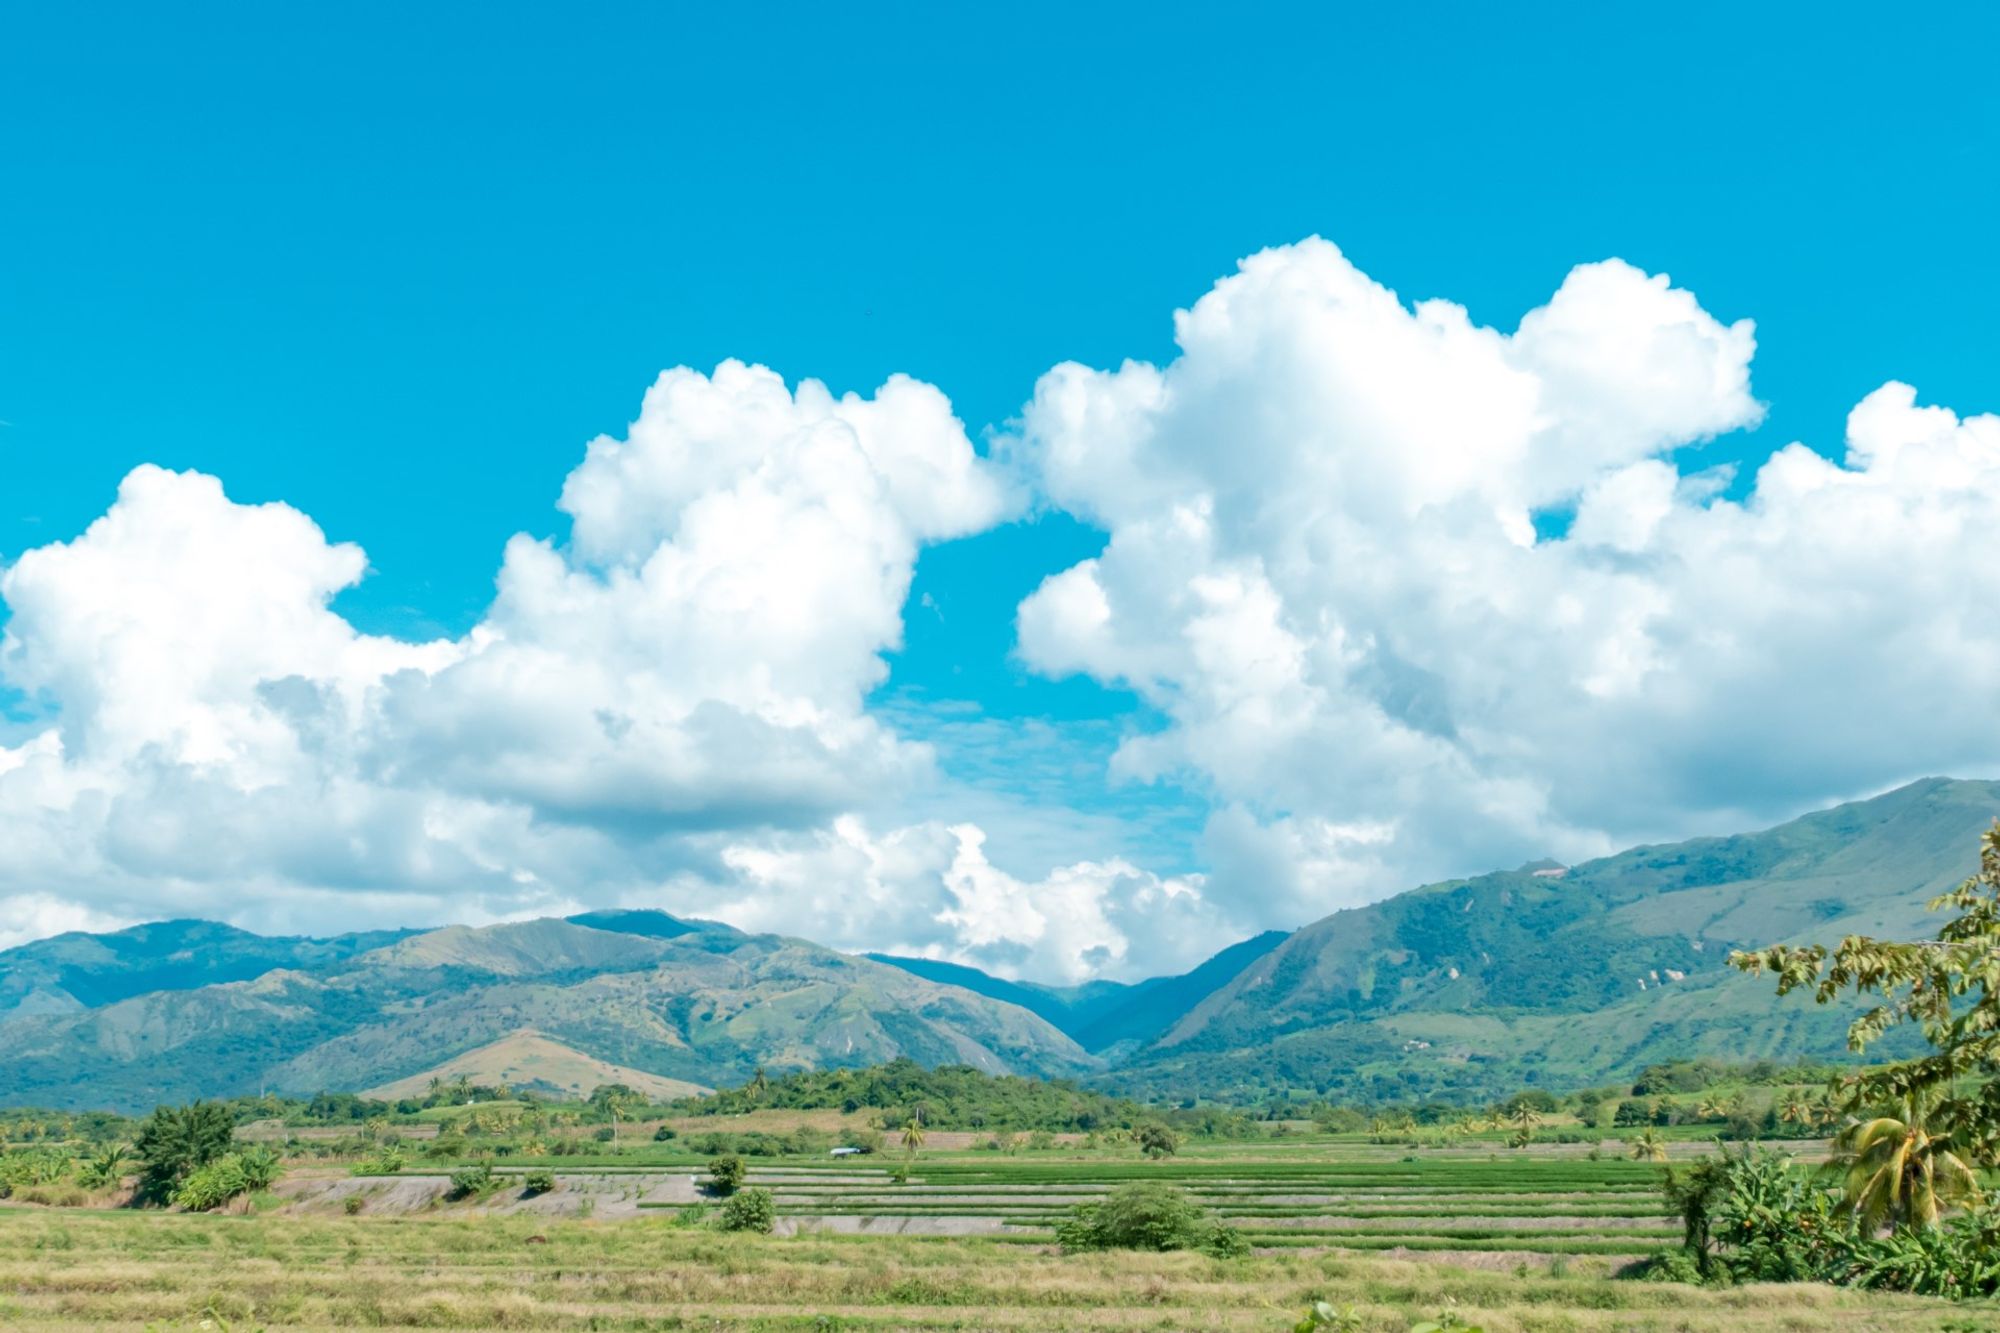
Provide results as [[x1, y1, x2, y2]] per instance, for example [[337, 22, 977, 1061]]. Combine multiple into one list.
[[274, 1170, 708, 1218]]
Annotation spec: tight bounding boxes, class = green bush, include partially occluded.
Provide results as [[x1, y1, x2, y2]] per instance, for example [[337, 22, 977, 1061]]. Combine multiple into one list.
[[522, 1169, 557, 1195], [1054, 1182, 1245, 1257], [652, 1124, 677, 1142], [718, 1186, 776, 1233], [343, 1194, 364, 1215], [234, 1145, 282, 1193], [173, 1157, 246, 1211], [706, 1155, 746, 1196], [446, 1162, 495, 1200], [358, 1147, 406, 1174], [1629, 1247, 1707, 1285], [1847, 1205, 2000, 1299]]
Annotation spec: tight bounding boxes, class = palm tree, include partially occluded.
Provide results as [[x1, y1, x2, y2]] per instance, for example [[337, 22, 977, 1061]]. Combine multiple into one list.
[[900, 1118, 925, 1154], [1508, 1103, 1540, 1150], [1696, 1096, 1727, 1122], [1778, 1092, 1810, 1126], [602, 1090, 630, 1147], [1630, 1130, 1668, 1162], [1831, 1094, 1984, 1233]]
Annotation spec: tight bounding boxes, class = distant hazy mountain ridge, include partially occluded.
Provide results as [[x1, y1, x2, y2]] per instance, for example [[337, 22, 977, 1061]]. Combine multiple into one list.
[[2, 778, 1993, 1112], [0, 914, 1091, 1113]]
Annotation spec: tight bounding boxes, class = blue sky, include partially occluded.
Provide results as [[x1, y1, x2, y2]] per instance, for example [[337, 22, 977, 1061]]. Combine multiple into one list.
[[2, 3, 1997, 975]]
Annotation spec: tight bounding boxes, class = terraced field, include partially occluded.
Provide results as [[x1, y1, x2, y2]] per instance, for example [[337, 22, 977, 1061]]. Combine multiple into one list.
[[675, 1156, 1686, 1257]]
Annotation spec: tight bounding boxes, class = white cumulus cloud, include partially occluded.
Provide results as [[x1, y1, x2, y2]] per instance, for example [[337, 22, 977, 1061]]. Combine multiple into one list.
[[1010, 238, 2000, 928], [0, 363, 1201, 976]]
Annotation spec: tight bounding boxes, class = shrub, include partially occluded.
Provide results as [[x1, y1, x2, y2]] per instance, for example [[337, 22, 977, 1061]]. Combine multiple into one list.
[[234, 1145, 282, 1193], [718, 1186, 775, 1233], [592, 1126, 616, 1143], [652, 1125, 677, 1142], [1054, 1182, 1244, 1257], [706, 1155, 746, 1196], [76, 1144, 130, 1190], [522, 1169, 556, 1195], [1136, 1124, 1179, 1159], [343, 1194, 364, 1215], [173, 1157, 248, 1211], [1844, 1202, 2000, 1298], [1629, 1247, 1707, 1285], [446, 1163, 495, 1200]]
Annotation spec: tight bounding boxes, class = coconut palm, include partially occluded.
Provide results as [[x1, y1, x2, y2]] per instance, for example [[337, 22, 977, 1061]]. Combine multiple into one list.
[[900, 1118, 926, 1154], [1630, 1130, 1668, 1162], [1778, 1091, 1810, 1126], [1831, 1094, 1984, 1233]]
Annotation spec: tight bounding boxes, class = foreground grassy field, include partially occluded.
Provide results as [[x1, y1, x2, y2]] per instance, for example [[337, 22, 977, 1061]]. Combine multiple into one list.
[[9, 1138, 2000, 1332], [5, 1207, 1996, 1332]]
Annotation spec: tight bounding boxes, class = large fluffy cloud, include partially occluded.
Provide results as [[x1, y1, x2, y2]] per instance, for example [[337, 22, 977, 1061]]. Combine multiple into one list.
[[0, 362, 1226, 979], [1011, 238, 2000, 928]]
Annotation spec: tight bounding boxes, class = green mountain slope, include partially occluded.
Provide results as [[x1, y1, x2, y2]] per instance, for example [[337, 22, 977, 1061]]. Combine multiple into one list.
[[0, 919, 419, 1020], [0, 915, 1094, 1113], [1103, 777, 2000, 1103], [1073, 930, 1290, 1052]]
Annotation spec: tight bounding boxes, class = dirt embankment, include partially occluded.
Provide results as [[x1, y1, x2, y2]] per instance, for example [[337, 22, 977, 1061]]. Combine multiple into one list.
[[274, 1170, 703, 1218]]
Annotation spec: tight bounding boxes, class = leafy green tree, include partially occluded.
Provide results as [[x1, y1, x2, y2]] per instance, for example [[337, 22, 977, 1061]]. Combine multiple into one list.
[[1054, 1182, 1244, 1257], [133, 1102, 235, 1202], [706, 1154, 746, 1196], [1734, 821, 2000, 1225], [588, 1084, 636, 1146], [1136, 1123, 1179, 1159], [1661, 1153, 1733, 1277], [718, 1185, 775, 1232], [446, 1162, 495, 1200]]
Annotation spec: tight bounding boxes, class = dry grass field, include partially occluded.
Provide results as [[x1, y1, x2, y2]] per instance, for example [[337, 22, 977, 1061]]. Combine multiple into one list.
[[2, 1207, 1991, 1331]]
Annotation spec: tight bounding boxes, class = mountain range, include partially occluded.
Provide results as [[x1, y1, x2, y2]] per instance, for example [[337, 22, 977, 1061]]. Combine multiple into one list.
[[2, 776, 1994, 1113]]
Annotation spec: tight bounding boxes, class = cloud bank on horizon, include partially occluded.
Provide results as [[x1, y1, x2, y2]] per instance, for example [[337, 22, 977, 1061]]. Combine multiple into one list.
[[4, 238, 1997, 980]]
